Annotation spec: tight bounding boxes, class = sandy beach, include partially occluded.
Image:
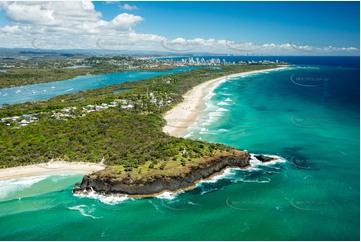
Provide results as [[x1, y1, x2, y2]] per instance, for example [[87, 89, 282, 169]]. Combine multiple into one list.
[[163, 66, 289, 137], [0, 161, 105, 180]]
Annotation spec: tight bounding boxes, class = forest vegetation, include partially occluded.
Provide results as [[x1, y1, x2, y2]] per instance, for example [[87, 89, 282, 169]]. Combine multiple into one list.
[[0, 63, 281, 179]]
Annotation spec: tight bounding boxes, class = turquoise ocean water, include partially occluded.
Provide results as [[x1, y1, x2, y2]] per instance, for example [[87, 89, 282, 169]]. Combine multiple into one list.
[[0, 57, 359, 240]]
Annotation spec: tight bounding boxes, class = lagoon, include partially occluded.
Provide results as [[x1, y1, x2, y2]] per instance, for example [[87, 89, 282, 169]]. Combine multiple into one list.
[[0, 67, 196, 106]]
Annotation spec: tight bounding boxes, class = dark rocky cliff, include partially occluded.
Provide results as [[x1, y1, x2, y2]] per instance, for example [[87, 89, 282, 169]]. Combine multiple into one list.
[[73, 150, 276, 196]]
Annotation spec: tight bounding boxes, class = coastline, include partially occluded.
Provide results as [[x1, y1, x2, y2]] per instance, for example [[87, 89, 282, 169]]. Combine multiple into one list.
[[126, 165, 250, 199], [75, 166, 244, 201], [0, 161, 105, 180], [163, 66, 290, 137], [73, 149, 258, 197], [0, 66, 287, 184]]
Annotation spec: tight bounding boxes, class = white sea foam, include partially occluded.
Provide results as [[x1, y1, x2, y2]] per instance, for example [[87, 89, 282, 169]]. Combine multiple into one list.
[[209, 111, 225, 117], [68, 205, 102, 219], [74, 190, 130, 205], [183, 132, 193, 138], [204, 102, 218, 111], [195, 154, 287, 188], [239, 177, 271, 183], [0, 176, 49, 200], [183, 67, 292, 142], [49, 174, 76, 182], [217, 101, 231, 106], [203, 119, 214, 126], [197, 168, 238, 187], [204, 91, 216, 102], [249, 153, 287, 168], [220, 93, 231, 96], [148, 200, 160, 211], [197, 117, 220, 130], [199, 128, 228, 135], [192, 77, 235, 132], [199, 128, 216, 135], [188, 80, 233, 133], [155, 190, 183, 200], [216, 107, 229, 112], [203, 77, 230, 105], [200, 187, 219, 195]]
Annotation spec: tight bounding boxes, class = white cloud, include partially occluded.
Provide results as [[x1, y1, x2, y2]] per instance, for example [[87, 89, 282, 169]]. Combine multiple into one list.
[[111, 13, 143, 31], [5, 3, 55, 25], [121, 3, 138, 11], [0, 1, 144, 36], [0, 1, 358, 56], [2, 25, 21, 34], [105, 1, 120, 4]]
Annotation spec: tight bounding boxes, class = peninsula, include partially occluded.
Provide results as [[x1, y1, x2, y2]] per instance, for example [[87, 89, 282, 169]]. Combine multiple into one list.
[[0, 61, 286, 197], [73, 66, 286, 197]]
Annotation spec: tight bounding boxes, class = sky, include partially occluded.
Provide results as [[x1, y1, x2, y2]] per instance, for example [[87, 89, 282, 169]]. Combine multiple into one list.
[[0, 1, 359, 55]]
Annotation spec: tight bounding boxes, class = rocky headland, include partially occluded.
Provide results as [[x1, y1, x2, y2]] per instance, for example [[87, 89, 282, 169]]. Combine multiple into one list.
[[73, 150, 277, 197]]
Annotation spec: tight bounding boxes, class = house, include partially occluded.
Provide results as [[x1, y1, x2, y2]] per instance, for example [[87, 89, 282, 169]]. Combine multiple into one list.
[[19, 120, 30, 126], [121, 104, 134, 109]]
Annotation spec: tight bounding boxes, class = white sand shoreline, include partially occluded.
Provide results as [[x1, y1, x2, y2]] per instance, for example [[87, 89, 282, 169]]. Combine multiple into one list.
[[163, 66, 290, 137], [0, 160, 105, 180]]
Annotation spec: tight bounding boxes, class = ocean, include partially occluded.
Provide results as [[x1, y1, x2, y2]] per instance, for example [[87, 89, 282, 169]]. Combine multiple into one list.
[[0, 56, 359, 240]]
